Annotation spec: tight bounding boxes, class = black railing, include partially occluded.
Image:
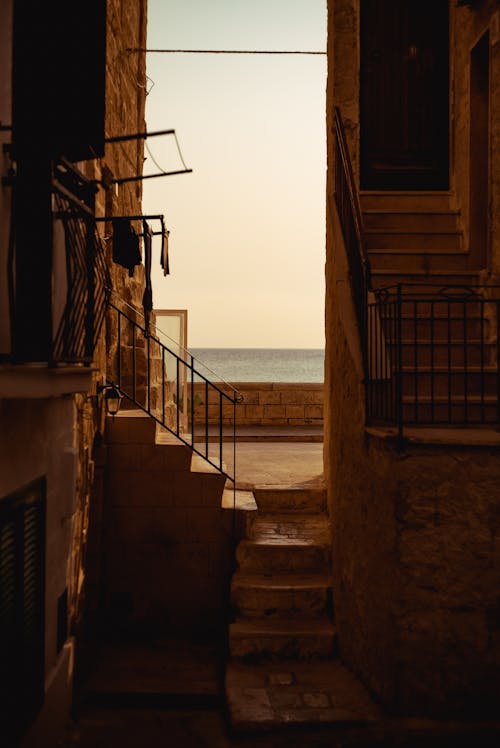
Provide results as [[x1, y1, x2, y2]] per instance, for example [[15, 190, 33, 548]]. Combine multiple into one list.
[[3, 159, 109, 364], [333, 106, 371, 360], [367, 285, 500, 432], [52, 185, 110, 363], [107, 300, 241, 482]]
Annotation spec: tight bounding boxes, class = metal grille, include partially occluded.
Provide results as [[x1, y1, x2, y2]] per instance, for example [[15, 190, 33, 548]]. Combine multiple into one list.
[[367, 285, 500, 431], [52, 190, 110, 363]]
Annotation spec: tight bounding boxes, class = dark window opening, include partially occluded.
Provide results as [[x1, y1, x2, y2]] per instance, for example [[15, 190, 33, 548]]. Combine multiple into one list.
[[0, 478, 46, 743]]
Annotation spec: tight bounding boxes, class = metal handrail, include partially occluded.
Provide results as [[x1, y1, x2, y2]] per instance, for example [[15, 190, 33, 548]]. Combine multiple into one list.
[[333, 107, 371, 365], [106, 288, 242, 398], [107, 300, 240, 482]]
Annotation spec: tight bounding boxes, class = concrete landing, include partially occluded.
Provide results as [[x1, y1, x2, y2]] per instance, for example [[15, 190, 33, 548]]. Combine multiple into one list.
[[225, 661, 382, 732], [235, 442, 323, 489]]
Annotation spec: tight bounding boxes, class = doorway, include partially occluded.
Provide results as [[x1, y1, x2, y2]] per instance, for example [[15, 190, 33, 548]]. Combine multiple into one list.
[[360, 0, 449, 190]]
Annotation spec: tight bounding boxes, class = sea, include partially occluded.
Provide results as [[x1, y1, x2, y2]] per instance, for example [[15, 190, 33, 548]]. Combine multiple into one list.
[[190, 348, 324, 383]]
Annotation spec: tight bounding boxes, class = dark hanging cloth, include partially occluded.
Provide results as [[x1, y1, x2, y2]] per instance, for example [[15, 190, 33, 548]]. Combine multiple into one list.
[[112, 218, 141, 277], [160, 225, 170, 276], [142, 220, 153, 333]]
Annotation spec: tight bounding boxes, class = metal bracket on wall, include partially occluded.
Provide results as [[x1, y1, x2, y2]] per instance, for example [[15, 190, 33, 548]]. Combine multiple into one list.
[[97, 128, 193, 185]]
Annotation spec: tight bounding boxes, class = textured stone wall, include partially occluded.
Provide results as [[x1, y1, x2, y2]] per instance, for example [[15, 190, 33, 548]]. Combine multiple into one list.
[[75, 0, 149, 644], [393, 440, 500, 715], [103, 415, 232, 637], [325, 0, 500, 717], [193, 382, 324, 427], [452, 2, 500, 271]]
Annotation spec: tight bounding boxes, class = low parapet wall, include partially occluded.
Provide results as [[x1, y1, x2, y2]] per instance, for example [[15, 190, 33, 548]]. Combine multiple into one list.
[[194, 382, 324, 426]]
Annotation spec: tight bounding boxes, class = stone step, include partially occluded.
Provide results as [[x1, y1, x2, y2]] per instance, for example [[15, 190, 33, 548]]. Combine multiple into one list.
[[225, 661, 383, 732], [396, 341, 496, 368], [399, 368, 499, 398], [107, 441, 193, 473], [401, 396, 498, 424], [360, 191, 454, 211], [237, 514, 330, 574], [381, 316, 490, 339], [363, 209, 460, 232], [366, 231, 462, 251], [368, 250, 469, 273], [106, 410, 157, 444], [371, 270, 480, 290], [252, 485, 327, 513], [231, 572, 332, 619], [229, 618, 337, 661]]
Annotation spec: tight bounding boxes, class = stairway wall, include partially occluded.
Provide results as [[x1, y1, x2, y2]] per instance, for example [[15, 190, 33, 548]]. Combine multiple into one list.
[[100, 414, 233, 638]]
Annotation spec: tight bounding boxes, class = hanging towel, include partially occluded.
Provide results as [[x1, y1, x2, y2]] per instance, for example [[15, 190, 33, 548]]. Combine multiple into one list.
[[112, 218, 141, 277]]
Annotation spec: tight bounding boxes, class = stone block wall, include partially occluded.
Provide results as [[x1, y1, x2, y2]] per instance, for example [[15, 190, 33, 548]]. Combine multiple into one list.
[[325, 0, 500, 717], [102, 415, 233, 637], [192, 382, 324, 427]]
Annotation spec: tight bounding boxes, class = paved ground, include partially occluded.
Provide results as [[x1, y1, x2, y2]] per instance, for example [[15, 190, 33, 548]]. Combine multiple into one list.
[[235, 441, 323, 489], [65, 637, 500, 748]]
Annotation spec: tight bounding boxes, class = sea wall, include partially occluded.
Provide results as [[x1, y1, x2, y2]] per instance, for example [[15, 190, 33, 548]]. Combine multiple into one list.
[[193, 382, 324, 427]]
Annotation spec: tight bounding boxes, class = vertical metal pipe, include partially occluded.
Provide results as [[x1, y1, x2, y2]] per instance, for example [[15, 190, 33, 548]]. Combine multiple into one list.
[[147, 334, 151, 412], [176, 358, 180, 435], [132, 320, 136, 402], [430, 300, 435, 423], [463, 300, 468, 423], [480, 299, 485, 420], [117, 310, 121, 388], [447, 300, 452, 423], [190, 355, 195, 448], [414, 299, 418, 423], [205, 380, 209, 459], [162, 346, 165, 425], [219, 392, 223, 470], [496, 301, 500, 426], [396, 285, 403, 439]]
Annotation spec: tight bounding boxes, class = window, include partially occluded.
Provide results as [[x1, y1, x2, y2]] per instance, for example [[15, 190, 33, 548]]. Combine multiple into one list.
[[0, 478, 46, 743]]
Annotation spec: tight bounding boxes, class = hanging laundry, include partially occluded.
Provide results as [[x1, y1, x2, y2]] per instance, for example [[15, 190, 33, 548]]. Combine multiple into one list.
[[112, 218, 141, 277], [142, 220, 153, 332], [160, 226, 170, 276]]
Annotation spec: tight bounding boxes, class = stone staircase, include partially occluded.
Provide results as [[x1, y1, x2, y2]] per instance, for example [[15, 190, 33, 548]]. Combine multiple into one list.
[[225, 483, 382, 730], [360, 191, 500, 426], [361, 191, 480, 289], [229, 485, 334, 662], [95, 410, 232, 638]]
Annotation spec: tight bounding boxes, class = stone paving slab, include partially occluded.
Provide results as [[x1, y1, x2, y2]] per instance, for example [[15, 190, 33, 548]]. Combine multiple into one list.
[[225, 661, 383, 732]]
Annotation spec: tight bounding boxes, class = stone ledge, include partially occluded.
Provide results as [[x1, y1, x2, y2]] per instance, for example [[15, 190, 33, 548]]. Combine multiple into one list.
[[366, 425, 500, 448]]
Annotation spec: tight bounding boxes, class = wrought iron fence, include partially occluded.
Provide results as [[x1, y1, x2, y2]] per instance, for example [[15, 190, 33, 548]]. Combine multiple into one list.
[[367, 285, 500, 432], [52, 181, 110, 363], [107, 300, 241, 482]]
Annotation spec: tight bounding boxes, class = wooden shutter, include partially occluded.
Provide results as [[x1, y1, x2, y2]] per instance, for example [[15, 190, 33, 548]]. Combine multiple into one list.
[[0, 479, 46, 743]]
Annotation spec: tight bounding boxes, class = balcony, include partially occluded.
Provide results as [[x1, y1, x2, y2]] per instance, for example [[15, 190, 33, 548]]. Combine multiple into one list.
[[0, 160, 109, 397]]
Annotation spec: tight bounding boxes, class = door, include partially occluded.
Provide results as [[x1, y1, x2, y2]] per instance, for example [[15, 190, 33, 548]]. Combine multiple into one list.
[[360, 0, 449, 190]]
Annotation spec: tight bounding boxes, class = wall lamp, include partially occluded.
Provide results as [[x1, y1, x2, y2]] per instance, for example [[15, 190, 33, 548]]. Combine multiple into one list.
[[96, 383, 123, 420]]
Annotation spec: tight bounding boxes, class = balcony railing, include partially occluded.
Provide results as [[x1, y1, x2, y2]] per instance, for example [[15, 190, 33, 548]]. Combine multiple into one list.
[[3, 159, 109, 365], [367, 285, 500, 432], [52, 163, 110, 363]]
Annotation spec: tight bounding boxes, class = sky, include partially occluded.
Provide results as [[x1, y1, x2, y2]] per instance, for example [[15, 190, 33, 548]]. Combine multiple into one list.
[[143, 0, 327, 348]]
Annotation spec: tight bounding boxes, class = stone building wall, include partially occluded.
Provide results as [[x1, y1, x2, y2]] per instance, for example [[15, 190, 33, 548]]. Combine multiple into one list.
[[71, 0, 149, 651], [451, 1, 500, 270], [325, 0, 500, 717]]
